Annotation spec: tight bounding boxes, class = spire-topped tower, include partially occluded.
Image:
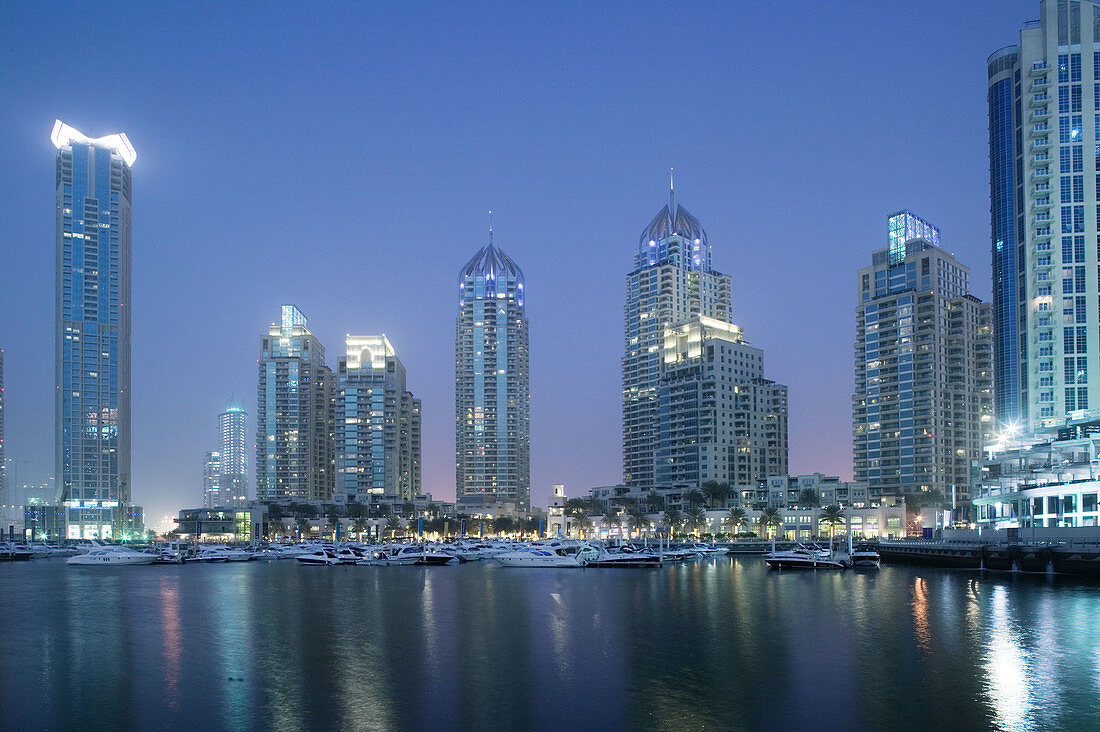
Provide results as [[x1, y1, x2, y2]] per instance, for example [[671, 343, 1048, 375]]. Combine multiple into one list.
[[622, 180, 732, 490], [455, 223, 530, 514]]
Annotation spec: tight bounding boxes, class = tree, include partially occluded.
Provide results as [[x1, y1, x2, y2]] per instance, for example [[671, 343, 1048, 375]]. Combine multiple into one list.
[[683, 489, 706, 509], [384, 517, 403, 540], [296, 517, 310, 539], [401, 502, 416, 519], [627, 508, 651, 537], [601, 510, 622, 535], [701, 481, 731, 509], [759, 508, 783, 539], [348, 502, 367, 519], [351, 518, 367, 541], [326, 506, 341, 539], [819, 505, 846, 541], [724, 507, 748, 535], [572, 513, 593, 539], [493, 516, 515, 535], [685, 506, 707, 536], [564, 498, 588, 516], [425, 502, 440, 518], [646, 491, 666, 513], [798, 488, 821, 509], [662, 508, 682, 537]]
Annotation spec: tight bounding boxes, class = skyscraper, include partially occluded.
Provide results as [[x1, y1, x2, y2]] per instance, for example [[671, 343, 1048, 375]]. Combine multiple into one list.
[[623, 182, 731, 490], [336, 335, 421, 505], [51, 120, 136, 539], [256, 305, 334, 502], [990, 1, 1100, 432], [218, 405, 248, 506], [203, 450, 221, 509], [455, 228, 530, 515], [853, 211, 994, 500], [656, 316, 788, 492]]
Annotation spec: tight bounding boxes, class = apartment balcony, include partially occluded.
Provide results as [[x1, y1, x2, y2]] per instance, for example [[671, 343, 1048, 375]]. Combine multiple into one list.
[[1029, 93, 1049, 107], [1030, 78, 1050, 91], [1032, 199, 1053, 211], [1030, 168, 1051, 181], [1032, 137, 1051, 151], [1030, 108, 1051, 122], [1034, 228, 1053, 241], [1030, 124, 1050, 137], [1033, 152, 1051, 165], [1029, 61, 1048, 76]]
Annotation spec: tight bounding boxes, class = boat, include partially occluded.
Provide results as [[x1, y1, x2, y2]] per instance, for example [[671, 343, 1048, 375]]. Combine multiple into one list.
[[849, 536, 880, 568], [67, 544, 155, 566], [296, 548, 342, 565], [189, 546, 231, 562], [587, 545, 663, 568], [361, 544, 455, 566], [0, 542, 36, 561], [494, 541, 598, 567], [764, 543, 850, 570]]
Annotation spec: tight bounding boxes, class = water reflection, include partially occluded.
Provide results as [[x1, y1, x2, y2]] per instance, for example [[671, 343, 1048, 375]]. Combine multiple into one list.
[[3, 559, 1100, 730]]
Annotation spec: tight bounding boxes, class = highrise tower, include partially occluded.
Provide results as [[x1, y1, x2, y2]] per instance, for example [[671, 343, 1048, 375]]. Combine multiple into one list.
[[853, 211, 994, 500], [623, 181, 731, 490], [455, 225, 530, 514], [989, 0, 1100, 431], [218, 405, 248, 506], [256, 305, 334, 502], [52, 120, 136, 538]]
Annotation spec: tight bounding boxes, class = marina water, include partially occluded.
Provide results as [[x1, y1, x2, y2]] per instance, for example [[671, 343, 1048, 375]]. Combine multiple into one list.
[[2, 557, 1099, 731]]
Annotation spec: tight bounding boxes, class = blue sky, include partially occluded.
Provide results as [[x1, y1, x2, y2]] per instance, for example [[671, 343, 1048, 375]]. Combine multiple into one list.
[[0, 1, 1036, 521]]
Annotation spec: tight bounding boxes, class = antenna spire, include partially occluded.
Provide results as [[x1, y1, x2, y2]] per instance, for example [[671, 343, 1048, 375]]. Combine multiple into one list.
[[488, 210, 493, 245], [669, 167, 676, 213]]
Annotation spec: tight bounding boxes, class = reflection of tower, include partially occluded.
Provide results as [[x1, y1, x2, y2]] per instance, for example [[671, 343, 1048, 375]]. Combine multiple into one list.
[[52, 120, 136, 539], [218, 406, 248, 506], [623, 181, 731, 491], [455, 225, 530, 514]]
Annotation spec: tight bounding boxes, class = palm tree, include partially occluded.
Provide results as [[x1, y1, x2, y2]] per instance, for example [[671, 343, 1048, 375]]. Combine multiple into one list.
[[601, 510, 622, 536], [683, 489, 706, 509], [326, 506, 341, 539], [296, 517, 310, 539], [627, 509, 651, 537], [384, 516, 403, 540], [819, 505, 846, 541], [573, 512, 593, 539], [564, 498, 588, 516], [646, 491, 666, 513], [662, 508, 682, 538], [724, 507, 748, 536], [759, 508, 783, 539], [701, 481, 731, 509], [493, 516, 515, 535], [351, 518, 367, 541], [684, 506, 707, 537], [798, 488, 821, 509]]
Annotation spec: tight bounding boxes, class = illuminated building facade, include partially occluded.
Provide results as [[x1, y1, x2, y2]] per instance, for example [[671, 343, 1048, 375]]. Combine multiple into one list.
[[990, 1, 1100, 431], [203, 450, 221, 509], [52, 120, 139, 539], [336, 335, 421, 504], [656, 315, 788, 491], [256, 305, 334, 502], [218, 405, 248, 506], [853, 212, 993, 500], [455, 230, 530, 514], [623, 183, 732, 490]]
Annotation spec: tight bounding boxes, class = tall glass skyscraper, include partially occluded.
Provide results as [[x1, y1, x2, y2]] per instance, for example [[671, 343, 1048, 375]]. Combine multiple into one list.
[[455, 230, 530, 515], [623, 184, 731, 490], [990, 1, 1100, 432], [256, 305, 334, 502], [336, 335, 421, 505], [218, 405, 248, 506], [203, 450, 221, 509], [854, 212, 994, 499], [51, 120, 136, 539]]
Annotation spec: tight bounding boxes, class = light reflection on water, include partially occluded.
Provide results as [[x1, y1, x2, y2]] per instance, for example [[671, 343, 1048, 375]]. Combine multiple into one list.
[[1, 559, 1100, 730]]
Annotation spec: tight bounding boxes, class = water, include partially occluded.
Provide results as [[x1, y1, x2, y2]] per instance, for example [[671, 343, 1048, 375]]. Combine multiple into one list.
[[1, 557, 1099, 731]]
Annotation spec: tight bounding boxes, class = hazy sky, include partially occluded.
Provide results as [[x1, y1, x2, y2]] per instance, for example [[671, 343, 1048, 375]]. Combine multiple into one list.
[[1, 1, 1037, 523]]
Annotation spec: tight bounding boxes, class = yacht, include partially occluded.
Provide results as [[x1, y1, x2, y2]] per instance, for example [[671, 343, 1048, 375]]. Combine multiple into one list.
[[587, 545, 663, 568], [494, 541, 598, 567], [764, 543, 850, 570], [67, 544, 155, 566], [0, 542, 35, 561], [361, 544, 455, 566], [849, 538, 881, 568], [296, 548, 342, 565]]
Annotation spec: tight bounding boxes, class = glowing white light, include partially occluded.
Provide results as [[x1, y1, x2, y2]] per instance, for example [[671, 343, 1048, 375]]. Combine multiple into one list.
[[50, 119, 137, 166]]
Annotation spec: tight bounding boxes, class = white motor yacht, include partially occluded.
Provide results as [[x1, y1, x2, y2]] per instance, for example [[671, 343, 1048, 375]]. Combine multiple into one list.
[[361, 544, 454, 566], [848, 537, 881, 568], [764, 543, 850, 570], [587, 545, 663, 568], [296, 548, 342, 565], [494, 542, 598, 567], [67, 544, 155, 566]]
